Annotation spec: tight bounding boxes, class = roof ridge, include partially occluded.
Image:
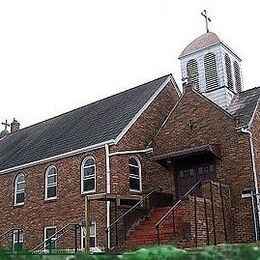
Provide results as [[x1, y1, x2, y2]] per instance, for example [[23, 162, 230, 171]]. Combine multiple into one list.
[[239, 86, 260, 94], [7, 74, 171, 137]]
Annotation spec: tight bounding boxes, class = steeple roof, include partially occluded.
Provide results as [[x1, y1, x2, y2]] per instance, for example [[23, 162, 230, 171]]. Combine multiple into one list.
[[179, 32, 222, 59]]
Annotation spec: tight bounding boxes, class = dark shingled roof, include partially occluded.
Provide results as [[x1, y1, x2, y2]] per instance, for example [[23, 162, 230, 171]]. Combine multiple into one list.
[[0, 74, 170, 171], [227, 87, 260, 127]]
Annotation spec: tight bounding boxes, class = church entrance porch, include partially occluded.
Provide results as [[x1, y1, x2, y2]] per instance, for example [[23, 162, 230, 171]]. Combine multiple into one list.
[[153, 144, 221, 199], [176, 162, 215, 197]]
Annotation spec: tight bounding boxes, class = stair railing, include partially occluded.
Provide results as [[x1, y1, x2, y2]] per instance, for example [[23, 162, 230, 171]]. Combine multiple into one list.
[[155, 180, 202, 245], [0, 228, 23, 252], [0, 228, 16, 242], [105, 186, 162, 250], [31, 220, 83, 253]]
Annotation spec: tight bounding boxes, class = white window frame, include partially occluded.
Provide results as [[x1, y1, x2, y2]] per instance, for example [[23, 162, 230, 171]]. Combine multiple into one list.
[[13, 229, 23, 251], [129, 156, 142, 193], [14, 174, 25, 206], [45, 165, 58, 200], [81, 156, 96, 194], [44, 226, 57, 250], [81, 221, 96, 250]]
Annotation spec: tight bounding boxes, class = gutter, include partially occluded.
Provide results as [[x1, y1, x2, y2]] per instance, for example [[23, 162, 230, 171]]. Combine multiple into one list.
[[108, 148, 153, 157], [240, 128, 259, 241], [105, 144, 111, 249], [104, 147, 153, 249], [0, 139, 115, 175]]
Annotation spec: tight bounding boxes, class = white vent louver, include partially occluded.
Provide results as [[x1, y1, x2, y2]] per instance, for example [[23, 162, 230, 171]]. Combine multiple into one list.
[[204, 52, 219, 91]]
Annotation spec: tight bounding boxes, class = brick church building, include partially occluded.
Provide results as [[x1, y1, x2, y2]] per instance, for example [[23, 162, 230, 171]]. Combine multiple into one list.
[[1, 31, 260, 252]]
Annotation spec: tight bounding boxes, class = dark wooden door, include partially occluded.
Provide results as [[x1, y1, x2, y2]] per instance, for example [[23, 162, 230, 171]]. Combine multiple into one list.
[[176, 163, 215, 197]]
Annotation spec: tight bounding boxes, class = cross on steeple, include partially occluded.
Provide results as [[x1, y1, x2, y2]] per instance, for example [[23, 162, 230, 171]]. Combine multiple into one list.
[[1, 119, 10, 131], [201, 9, 211, 33]]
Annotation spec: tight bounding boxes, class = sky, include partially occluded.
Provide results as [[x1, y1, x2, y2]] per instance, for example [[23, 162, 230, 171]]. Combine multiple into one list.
[[0, 0, 260, 129]]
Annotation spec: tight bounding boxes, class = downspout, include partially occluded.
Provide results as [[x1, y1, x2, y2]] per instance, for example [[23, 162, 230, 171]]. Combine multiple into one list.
[[241, 128, 259, 241], [105, 144, 111, 249], [105, 146, 153, 249]]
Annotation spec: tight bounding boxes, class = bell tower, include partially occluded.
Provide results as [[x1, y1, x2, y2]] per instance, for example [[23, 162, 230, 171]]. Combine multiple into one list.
[[179, 11, 243, 109]]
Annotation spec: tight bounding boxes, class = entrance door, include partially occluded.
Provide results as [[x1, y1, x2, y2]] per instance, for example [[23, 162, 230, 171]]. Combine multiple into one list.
[[176, 163, 215, 197]]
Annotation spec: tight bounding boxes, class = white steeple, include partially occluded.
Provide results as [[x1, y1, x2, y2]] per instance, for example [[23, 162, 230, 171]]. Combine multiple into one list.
[[179, 32, 243, 109]]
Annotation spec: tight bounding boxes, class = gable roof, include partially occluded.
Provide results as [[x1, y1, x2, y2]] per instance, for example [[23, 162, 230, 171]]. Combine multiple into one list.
[[0, 74, 173, 172], [227, 87, 260, 128]]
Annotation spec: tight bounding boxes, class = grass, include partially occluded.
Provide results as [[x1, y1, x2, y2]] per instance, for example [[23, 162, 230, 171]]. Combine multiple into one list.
[[1, 244, 260, 259]]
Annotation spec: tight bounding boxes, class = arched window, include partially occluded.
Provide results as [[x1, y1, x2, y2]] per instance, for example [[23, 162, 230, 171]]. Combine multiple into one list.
[[45, 166, 57, 200], [204, 53, 219, 91], [187, 59, 199, 91], [234, 61, 242, 93], [81, 157, 96, 194], [14, 174, 25, 205], [129, 156, 142, 192], [225, 54, 233, 90]]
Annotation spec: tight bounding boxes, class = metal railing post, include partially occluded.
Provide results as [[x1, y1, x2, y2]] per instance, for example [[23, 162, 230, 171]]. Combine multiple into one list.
[[204, 198, 209, 245], [194, 196, 197, 247], [172, 209, 175, 235], [105, 230, 109, 251], [104, 186, 162, 250], [155, 180, 202, 244], [74, 224, 78, 253], [156, 226, 160, 245]]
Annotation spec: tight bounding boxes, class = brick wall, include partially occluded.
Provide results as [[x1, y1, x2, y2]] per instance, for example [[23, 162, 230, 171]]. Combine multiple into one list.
[[110, 81, 180, 195], [0, 80, 180, 251], [152, 87, 256, 243], [0, 148, 107, 250]]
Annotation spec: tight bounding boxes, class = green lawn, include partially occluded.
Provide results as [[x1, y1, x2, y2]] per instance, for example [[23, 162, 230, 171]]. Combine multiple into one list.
[[1, 244, 260, 259]]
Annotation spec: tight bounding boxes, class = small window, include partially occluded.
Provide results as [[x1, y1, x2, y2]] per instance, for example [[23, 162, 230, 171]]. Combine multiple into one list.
[[45, 166, 57, 200], [89, 222, 96, 248], [14, 174, 25, 206], [81, 222, 97, 249], [13, 229, 23, 251], [44, 227, 57, 250], [129, 157, 142, 192], [204, 52, 219, 91], [81, 157, 96, 194]]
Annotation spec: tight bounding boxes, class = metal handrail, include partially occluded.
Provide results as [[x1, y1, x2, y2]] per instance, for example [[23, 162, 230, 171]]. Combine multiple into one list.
[[0, 228, 22, 242], [155, 180, 202, 244], [105, 186, 162, 234], [31, 221, 80, 253], [105, 186, 162, 249]]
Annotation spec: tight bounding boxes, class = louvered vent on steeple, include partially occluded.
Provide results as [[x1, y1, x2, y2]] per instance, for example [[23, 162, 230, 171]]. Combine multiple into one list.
[[179, 31, 243, 109], [187, 59, 199, 91], [225, 54, 234, 91], [204, 53, 218, 91], [234, 61, 242, 93]]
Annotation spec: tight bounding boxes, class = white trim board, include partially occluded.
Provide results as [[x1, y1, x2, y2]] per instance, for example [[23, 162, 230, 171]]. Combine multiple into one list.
[[0, 139, 115, 175], [115, 75, 180, 144]]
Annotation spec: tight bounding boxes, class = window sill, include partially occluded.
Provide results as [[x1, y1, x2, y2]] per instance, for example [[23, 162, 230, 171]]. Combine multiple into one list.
[[13, 203, 24, 208], [44, 197, 57, 203], [81, 190, 96, 195], [130, 189, 142, 194]]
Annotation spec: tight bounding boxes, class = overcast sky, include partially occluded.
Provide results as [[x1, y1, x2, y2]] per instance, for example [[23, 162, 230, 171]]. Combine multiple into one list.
[[0, 0, 259, 128]]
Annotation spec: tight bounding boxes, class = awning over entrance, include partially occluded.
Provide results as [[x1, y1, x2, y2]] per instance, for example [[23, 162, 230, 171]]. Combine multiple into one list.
[[153, 144, 221, 167]]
